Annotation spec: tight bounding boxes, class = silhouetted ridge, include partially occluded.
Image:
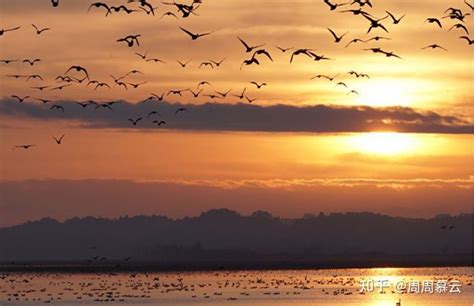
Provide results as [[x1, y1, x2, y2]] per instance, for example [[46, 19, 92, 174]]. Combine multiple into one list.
[[0, 210, 472, 268]]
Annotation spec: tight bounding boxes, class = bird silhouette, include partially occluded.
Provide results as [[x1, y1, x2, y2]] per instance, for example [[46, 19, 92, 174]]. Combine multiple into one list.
[[251, 81, 267, 89], [425, 18, 442, 28], [180, 27, 212, 40], [108, 5, 137, 16], [88, 2, 111, 14], [117, 34, 141, 47], [23, 58, 41, 66], [422, 44, 448, 51], [449, 24, 469, 35], [66, 65, 89, 79], [153, 120, 167, 126], [160, 11, 178, 19], [50, 104, 65, 112], [385, 11, 405, 24], [53, 134, 65, 144], [311, 74, 339, 81], [199, 61, 215, 69], [147, 111, 160, 118], [51, 84, 72, 90], [135, 50, 149, 60], [275, 46, 293, 53], [459, 36, 474, 45], [175, 108, 187, 115], [127, 82, 147, 88], [0, 59, 18, 64], [51, 0, 60, 7], [128, 118, 143, 126], [26, 74, 44, 81], [177, 59, 192, 68], [253, 49, 273, 61], [363, 15, 389, 33], [31, 24, 50, 34], [0, 26, 20, 36], [14, 144, 36, 150], [327, 28, 348, 43], [210, 57, 226, 67], [345, 38, 366, 48], [240, 56, 260, 69], [245, 96, 257, 103], [11, 95, 30, 103], [232, 88, 247, 99], [237, 36, 265, 53], [31, 85, 49, 91], [290, 49, 315, 63], [465, 0, 474, 11], [323, 0, 349, 11]]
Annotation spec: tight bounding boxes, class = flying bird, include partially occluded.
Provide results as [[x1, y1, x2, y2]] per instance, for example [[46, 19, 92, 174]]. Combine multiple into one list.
[[153, 120, 167, 126], [31, 24, 50, 34], [177, 59, 192, 68], [459, 36, 474, 45], [51, 84, 72, 90], [327, 28, 348, 43], [26, 74, 44, 81], [240, 56, 260, 69], [127, 82, 147, 88], [14, 144, 35, 150], [251, 81, 267, 89], [449, 23, 469, 34], [385, 11, 405, 24], [50, 104, 65, 112], [128, 118, 143, 126], [53, 134, 65, 144], [363, 15, 389, 33], [345, 38, 365, 48], [11, 95, 30, 103], [117, 34, 141, 47], [210, 57, 226, 67], [422, 44, 448, 51], [237, 36, 265, 53], [23, 58, 41, 66], [180, 27, 212, 40], [199, 61, 214, 69], [65, 65, 89, 79], [323, 0, 349, 11], [88, 2, 111, 14], [0, 59, 18, 64], [175, 108, 187, 115], [425, 18, 442, 28], [311, 74, 339, 81], [290, 48, 315, 63], [275, 46, 293, 53], [0, 26, 20, 36]]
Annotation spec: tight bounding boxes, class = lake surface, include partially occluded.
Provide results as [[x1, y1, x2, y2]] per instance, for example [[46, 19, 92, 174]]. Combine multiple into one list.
[[0, 267, 472, 305]]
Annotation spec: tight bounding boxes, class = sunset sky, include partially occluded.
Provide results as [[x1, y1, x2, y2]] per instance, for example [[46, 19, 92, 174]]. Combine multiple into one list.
[[0, 0, 473, 227]]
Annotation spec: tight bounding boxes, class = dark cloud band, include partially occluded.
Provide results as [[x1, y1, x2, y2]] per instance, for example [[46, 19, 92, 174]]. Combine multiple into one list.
[[1, 98, 472, 134]]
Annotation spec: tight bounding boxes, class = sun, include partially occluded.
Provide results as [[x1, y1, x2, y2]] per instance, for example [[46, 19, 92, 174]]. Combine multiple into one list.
[[352, 79, 417, 107], [348, 132, 419, 156]]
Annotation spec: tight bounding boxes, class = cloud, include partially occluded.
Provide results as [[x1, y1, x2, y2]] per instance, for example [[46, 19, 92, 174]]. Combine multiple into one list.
[[1, 98, 473, 134]]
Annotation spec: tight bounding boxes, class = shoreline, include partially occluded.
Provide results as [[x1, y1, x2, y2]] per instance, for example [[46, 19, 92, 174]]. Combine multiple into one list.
[[1, 256, 472, 273]]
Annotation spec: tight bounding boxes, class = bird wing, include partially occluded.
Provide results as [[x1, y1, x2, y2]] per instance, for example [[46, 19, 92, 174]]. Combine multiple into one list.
[[237, 36, 250, 50], [180, 27, 195, 37], [327, 28, 337, 39]]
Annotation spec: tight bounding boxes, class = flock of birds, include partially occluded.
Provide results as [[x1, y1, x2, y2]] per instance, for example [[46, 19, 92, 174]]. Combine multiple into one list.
[[1, 269, 471, 304], [1, 0, 473, 149]]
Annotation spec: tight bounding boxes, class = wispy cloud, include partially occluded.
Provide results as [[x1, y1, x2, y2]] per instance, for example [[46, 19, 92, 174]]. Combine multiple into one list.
[[1, 98, 472, 134]]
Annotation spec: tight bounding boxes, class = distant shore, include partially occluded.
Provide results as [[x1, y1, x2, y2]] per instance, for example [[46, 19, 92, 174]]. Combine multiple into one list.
[[1, 254, 472, 273]]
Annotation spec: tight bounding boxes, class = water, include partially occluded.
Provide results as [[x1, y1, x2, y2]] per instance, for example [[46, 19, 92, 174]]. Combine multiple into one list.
[[1, 267, 472, 305]]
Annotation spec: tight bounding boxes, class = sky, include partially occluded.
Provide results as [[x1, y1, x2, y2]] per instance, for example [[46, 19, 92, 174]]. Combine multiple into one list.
[[0, 0, 473, 227]]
